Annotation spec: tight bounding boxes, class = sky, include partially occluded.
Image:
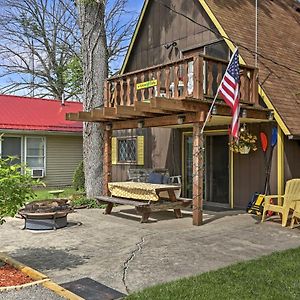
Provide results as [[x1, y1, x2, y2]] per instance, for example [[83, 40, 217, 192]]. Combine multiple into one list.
[[0, 0, 145, 97]]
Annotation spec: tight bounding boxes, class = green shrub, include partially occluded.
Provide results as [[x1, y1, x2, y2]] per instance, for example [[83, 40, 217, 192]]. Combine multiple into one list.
[[0, 157, 36, 224], [73, 161, 85, 191], [70, 197, 104, 209]]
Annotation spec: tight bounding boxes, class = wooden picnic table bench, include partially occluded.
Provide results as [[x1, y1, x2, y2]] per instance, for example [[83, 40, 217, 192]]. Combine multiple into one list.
[[96, 182, 192, 223]]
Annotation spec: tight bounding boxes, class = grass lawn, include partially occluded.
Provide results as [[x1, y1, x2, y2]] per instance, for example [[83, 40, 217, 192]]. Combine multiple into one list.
[[32, 187, 77, 201], [126, 247, 300, 300]]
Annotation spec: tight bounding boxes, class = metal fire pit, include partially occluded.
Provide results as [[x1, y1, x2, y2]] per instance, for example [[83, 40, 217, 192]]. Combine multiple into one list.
[[18, 199, 73, 230]]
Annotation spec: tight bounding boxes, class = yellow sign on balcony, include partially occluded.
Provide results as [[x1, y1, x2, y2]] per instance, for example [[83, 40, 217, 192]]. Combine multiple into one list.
[[136, 79, 157, 90]]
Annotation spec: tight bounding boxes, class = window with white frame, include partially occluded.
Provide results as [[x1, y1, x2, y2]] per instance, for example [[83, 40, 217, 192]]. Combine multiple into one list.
[[117, 137, 137, 163], [25, 137, 46, 171]]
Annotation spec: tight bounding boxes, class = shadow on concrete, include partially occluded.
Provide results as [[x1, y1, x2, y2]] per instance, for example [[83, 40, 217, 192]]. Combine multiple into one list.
[[10, 247, 89, 271], [202, 210, 244, 225], [109, 207, 244, 225], [110, 208, 192, 223]]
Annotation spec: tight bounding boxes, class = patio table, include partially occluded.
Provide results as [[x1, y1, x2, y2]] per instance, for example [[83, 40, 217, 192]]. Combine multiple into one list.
[[108, 182, 180, 202], [96, 182, 190, 223]]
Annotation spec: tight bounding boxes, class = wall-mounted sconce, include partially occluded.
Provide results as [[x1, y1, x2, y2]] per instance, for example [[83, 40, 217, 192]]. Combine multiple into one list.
[[177, 115, 185, 125], [212, 105, 218, 115], [268, 110, 274, 121], [137, 120, 144, 129], [164, 41, 178, 50], [241, 108, 247, 118], [240, 123, 247, 133], [105, 123, 112, 131]]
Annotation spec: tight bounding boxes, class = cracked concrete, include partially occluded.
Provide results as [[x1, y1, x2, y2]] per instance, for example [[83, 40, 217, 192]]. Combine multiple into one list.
[[1, 206, 300, 294], [122, 235, 146, 294]]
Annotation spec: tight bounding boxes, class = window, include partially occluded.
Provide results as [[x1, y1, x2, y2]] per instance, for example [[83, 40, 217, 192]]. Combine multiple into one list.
[[118, 138, 137, 163], [1, 136, 22, 164], [111, 136, 144, 165], [25, 137, 45, 171]]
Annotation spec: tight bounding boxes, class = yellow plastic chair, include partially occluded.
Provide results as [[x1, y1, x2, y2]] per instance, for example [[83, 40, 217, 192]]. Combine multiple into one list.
[[290, 201, 300, 229], [261, 179, 300, 227]]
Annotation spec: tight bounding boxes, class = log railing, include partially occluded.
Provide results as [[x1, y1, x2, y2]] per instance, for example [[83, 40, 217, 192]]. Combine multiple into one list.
[[105, 54, 259, 108]]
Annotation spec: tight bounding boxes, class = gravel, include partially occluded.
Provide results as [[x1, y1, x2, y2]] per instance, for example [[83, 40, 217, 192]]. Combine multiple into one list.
[[0, 285, 65, 300]]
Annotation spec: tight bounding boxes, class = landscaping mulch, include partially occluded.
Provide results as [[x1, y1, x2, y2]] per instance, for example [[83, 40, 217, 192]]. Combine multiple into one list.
[[0, 264, 34, 287]]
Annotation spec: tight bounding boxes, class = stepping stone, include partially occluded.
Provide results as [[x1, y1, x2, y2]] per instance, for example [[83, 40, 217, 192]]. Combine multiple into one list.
[[61, 277, 125, 300]]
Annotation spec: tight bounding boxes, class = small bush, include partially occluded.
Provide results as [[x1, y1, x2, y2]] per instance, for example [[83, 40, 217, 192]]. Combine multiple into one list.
[[0, 157, 36, 224], [73, 161, 85, 191], [70, 197, 104, 209]]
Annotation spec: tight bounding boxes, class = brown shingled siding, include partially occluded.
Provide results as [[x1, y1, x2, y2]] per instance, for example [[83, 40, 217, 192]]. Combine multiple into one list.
[[205, 0, 300, 135]]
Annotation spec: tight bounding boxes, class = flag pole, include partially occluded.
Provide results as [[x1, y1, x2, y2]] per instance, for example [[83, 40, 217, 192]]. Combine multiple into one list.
[[200, 48, 239, 135]]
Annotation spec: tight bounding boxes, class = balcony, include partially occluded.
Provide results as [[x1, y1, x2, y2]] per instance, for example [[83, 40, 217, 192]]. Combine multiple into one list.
[[67, 53, 270, 130], [105, 54, 259, 108]]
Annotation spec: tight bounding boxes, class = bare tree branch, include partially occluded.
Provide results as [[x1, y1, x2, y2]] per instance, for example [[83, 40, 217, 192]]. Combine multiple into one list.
[[0, 0, 137, 99]]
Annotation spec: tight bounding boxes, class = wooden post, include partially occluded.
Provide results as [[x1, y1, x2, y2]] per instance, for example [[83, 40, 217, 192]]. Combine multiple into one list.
[[192, 122, 204, 226], [193, 55, 204, 100], [103, 128, 112, 196], [251, 69, 259, 105]]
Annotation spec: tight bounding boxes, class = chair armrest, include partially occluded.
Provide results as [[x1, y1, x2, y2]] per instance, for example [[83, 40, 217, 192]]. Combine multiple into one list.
[[264, 195, 284, 205], [169, 175, 182, 185], [127, 176, 141, 182]]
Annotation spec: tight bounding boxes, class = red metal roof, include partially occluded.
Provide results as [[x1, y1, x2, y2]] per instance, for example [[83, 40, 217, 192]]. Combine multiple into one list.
[[0, 95, 83, 132]]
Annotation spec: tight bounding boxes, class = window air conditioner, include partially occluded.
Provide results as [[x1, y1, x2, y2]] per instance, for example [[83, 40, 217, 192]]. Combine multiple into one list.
[[31, 169, 44, 178]]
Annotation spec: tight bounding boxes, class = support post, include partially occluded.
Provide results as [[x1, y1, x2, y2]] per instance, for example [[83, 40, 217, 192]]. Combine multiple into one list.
[[103, 128, 112, 196], [193, 55, 204, 100], [192, 122, 204, 226]]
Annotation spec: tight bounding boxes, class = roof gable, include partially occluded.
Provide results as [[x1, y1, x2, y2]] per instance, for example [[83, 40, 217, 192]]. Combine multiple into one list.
[[0, 95, 83, 133], [121, 0, 300, 135]]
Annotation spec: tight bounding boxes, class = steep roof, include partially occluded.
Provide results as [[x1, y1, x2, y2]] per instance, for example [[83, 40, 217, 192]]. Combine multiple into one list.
[[204, 0, 300, 136], [122, 0, 300, 136], [0, 95, 83, 133]]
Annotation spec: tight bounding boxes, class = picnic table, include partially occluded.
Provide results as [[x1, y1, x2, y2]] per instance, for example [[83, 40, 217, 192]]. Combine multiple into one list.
[[96, 182, 191, 223]]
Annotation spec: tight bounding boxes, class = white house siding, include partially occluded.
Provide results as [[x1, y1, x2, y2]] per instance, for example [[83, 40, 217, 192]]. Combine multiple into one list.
[[45, 135, 83, 187]]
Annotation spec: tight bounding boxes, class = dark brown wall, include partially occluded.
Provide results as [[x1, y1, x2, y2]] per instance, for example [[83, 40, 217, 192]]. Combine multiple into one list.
[[111, 128, 181, 182], [233, 123, 277, 208], [285, 138, 300, 181], [112, 0, 296, 209], [125, 0, 218, 72]]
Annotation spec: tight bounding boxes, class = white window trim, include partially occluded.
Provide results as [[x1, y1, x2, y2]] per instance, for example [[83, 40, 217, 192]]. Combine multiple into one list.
[[24, 136, 46, 176]]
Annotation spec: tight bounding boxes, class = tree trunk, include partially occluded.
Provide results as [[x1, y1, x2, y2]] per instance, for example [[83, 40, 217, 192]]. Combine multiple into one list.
[[76, 0, 108, 198]]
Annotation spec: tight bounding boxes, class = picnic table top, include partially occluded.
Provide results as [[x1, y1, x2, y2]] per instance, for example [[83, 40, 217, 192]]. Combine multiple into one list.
[[108, 182, 180, 202]]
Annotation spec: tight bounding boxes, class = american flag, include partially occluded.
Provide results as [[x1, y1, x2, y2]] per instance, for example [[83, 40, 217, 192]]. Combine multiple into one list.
[[218, 48, 240, 138]]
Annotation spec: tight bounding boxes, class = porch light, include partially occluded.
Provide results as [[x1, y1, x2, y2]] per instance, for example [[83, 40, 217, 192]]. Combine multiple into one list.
[[241, 108, 247, 118], [177, 115, 185, 125], [105, 123, 112, 131], [268, 110, 274, 121], [240, 123, 247, 133], [212, 105, 218, 115], [137, 120, 144, 129]]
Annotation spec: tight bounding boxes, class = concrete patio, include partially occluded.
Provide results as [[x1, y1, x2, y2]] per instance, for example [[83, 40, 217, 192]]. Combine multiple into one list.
[[1, 206, 300, 295]]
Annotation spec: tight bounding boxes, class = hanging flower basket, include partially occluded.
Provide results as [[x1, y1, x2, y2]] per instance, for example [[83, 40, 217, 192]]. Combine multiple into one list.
[[229, 125, 258, 154], [239, 145, 251, 154]]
